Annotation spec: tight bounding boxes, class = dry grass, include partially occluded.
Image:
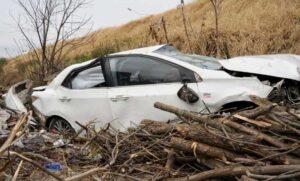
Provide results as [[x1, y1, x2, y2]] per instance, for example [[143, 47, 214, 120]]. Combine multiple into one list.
[[2, 0, 300, 86]]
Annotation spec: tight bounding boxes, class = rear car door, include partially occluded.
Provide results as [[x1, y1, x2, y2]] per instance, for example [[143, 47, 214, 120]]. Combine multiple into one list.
[[57, 63, 113, 130], [106, 55, 203, 130]]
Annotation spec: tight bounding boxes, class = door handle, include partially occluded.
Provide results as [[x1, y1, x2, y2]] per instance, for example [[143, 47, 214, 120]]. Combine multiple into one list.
[[110, 95, 130, 102], [59, 96, 71, 102]]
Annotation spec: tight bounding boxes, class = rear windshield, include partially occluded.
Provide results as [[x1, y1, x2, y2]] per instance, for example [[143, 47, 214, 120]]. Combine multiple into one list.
[[154, 45, 222, 70]]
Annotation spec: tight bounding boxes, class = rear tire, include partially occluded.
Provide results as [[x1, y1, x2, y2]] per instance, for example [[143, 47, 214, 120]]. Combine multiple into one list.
[[48, 117, 75, 136]]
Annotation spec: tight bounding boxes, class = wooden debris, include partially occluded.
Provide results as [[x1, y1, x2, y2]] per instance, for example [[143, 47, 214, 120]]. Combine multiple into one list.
[[2, 98, 300, 180]]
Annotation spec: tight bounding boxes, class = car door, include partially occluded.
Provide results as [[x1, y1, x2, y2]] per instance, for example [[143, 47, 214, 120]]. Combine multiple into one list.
[[56, 64, 113, 130], [106, 55, 203, 130]]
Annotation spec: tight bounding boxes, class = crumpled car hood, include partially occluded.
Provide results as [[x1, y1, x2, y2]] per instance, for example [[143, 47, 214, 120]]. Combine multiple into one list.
[[219, 54, 300, 81]]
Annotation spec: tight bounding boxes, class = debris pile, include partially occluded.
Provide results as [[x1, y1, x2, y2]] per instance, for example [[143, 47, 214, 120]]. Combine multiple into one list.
[[2, 96, 300, 180]]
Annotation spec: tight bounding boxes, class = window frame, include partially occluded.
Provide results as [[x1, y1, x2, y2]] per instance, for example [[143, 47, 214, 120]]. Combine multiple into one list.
[[61, 57, 114, 89], [105, 54, 197, 87]]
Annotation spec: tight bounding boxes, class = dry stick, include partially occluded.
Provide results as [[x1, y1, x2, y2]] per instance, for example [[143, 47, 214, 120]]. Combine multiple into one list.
[[0, 160, 13, 173], [11, 160, 23, 181], [233, 114, 271, 128], [179, 0, 192, 52], [239, 104, 276, 119], [220, 118, 286, 148], [161, 17, 169, 44], [240, 175, 258, 181], [147, 112, 300, 164], [287, 109, 300, 121], [170, 137, 243, 163], [0, 113, 29, 156], [140, 119, 175, 134], [201, 124, 300, 164], [64, 167, 106, 181], [176, 123, 269, 149], [263, 169, 300, 181], [167, 165, 300, 181], [121, 132, 173, 167], [9, 151, 64, 181], [70, 119, 95, 141], [164, 149, 176, 170], [268, 113, 300, 136], [108, 132, 119, 167], [273, 112, 300, 129], [23, 152, 55, 163], [232, 145, 300, 166], [247, 170, 300, 180], [154, 102, 286, 148], [154, 102, 224, 130], [103, 172, 142, 181]]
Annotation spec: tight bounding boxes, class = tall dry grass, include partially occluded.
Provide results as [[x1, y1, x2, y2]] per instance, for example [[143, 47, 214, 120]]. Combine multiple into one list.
[[2, 0, 300, 86]]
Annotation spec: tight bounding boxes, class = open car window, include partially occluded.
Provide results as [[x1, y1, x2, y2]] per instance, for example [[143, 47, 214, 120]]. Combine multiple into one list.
[[71, 66, 106, 89], [109, 56, 183, 86]]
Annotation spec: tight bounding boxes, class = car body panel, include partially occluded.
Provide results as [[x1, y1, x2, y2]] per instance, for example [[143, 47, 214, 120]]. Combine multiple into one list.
[[219, 54, 300, 81], [112, 45, 165, 55], [197, 78, 273, 111], [5, 80, 32, 113], [108, 82, 202, 130], [33, 85, 113, 131]]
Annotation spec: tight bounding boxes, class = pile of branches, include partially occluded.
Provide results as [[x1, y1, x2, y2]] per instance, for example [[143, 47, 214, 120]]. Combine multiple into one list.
[[2, 96, 300, 180]]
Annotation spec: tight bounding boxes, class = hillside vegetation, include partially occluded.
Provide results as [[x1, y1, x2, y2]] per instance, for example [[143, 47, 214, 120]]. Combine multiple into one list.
[[2, 0, 300, 86]]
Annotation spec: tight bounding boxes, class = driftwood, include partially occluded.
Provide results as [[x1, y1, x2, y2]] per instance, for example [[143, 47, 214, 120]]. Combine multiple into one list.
[[0, 113, 29, 156], [11, 160, 23, 181], [64, 167, 106, 181], [154, 102, 228, 131], [142, 119, 300, 164], [140, 119, 175, 134], [2, 97, 300, 180], [164, 149, 176, 170], [155, 102, 287, 148], [167, 165, 300, 181], [170, 137, 244, 163], [10, 151, 64, 181], [175, 123, 300, 164], [239, 103, 276, 119]]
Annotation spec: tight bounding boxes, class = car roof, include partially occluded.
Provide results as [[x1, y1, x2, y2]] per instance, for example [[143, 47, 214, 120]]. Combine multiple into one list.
[[111, 44, 167, 55]]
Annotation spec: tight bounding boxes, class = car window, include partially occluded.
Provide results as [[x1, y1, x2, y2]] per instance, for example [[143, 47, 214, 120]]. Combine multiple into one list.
[[109, 56, 182, 86], [154, 45, 222, 70], [71, 66, 106, 89]]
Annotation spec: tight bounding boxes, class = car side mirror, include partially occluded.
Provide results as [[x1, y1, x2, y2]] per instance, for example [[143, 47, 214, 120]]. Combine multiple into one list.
[[177, 82, 199, 103]]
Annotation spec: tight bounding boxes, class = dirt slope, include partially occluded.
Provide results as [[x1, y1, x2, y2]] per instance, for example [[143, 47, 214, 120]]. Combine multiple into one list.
[[2, 0, 300, 86]]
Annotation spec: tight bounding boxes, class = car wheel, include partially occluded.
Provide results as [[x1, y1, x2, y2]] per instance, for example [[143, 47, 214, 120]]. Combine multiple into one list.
[[48, 117, 75, 136]]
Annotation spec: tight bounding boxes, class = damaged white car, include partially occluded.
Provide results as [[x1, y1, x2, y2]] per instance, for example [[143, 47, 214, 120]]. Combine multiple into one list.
[[12, 45, 299, 133]]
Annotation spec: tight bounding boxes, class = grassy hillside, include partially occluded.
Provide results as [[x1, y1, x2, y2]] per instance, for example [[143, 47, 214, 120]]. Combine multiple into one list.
[[2, 0, 300, 86]]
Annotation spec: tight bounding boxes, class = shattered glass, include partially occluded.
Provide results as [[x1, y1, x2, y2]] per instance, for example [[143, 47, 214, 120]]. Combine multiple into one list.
[[71, 66, 105, 89], [154, 45, 222, 70]]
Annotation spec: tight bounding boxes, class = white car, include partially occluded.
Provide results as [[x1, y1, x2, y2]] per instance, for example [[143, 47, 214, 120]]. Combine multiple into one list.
[[30, 45, 300, 133]]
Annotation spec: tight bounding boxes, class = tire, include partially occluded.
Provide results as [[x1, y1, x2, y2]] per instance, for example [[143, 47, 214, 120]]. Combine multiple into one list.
[[48, 117, 75, 136]]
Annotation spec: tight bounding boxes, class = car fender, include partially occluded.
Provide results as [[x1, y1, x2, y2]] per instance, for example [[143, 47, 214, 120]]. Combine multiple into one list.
[[197, 77, 273, 112]]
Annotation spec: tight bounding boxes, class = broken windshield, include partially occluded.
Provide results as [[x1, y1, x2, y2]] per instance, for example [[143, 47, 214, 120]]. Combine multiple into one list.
[[154, 45, 222, 70]]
